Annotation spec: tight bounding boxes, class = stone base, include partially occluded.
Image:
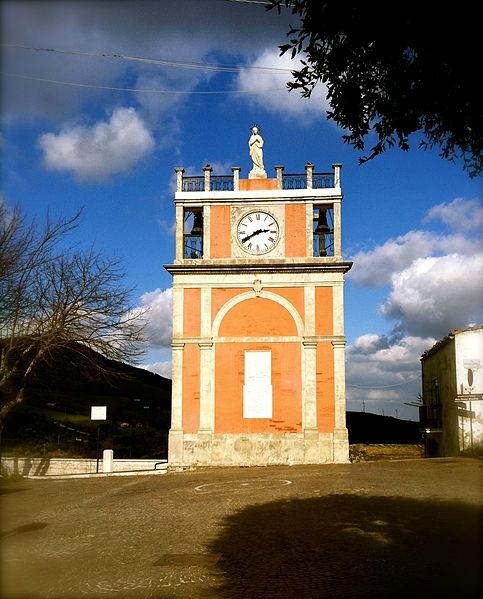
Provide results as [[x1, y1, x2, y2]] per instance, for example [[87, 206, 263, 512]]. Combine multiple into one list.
[[248, 167, 267, 179], [168, 430, 349, 467]]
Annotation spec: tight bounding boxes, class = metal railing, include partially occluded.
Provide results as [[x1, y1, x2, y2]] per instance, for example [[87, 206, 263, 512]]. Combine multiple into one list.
[[313, 173, 334, 188], [182, 176, 204, 192], [281, 172, 334, 190], [281, 174, 306, 189], [181, 171, 335, 191], [211, 176, 234, 191]]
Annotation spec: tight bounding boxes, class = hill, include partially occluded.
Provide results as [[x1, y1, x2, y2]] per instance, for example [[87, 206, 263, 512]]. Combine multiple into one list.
[[1, 343, 171, 459], [347, 411, 421, 444]]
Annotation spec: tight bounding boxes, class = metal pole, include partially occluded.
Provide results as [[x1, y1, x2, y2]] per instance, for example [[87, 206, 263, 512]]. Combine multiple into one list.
[[469, 400, 474, 451], [460, 414, 465, 452], [96, 424, 100, 473]]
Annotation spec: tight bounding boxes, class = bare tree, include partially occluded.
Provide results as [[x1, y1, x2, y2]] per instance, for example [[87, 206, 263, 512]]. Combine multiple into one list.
[[0, 203, 146, 431]]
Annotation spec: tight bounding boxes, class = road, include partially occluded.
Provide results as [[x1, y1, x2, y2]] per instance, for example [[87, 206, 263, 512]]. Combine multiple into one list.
[[1, 458, 482, 598]]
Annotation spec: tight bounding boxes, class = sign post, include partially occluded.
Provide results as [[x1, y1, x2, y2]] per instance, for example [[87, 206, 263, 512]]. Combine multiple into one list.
[[91, 406, 107, 473]]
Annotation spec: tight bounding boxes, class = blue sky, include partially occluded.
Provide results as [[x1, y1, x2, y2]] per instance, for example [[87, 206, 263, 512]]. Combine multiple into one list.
[[2, 0, 482, 420]]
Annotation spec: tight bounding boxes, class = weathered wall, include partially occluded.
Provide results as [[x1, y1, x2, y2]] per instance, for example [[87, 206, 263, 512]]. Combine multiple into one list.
[[455, 329, 483, 453], [422, 339, 458, 456], [0, 458, 165, 477], [214, 342, 302, 434]]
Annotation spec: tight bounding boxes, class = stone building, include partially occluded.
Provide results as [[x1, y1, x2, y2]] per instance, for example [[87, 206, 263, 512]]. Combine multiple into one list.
[[420, 326, 483, 457], [164, 135, 352, 466]]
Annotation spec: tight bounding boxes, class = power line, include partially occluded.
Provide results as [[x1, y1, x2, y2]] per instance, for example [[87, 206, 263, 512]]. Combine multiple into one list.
[[347, 376, 420, 390], [224, 0, 273, 4], [2, 72, 286, 94], [2, 43, 292, 75]]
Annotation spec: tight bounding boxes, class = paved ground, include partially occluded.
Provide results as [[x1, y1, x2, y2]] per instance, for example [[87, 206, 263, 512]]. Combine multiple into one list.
[[1, 458, 482, 599]]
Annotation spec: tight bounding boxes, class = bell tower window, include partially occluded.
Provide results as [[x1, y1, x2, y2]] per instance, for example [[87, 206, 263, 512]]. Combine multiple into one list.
[[313, 205, 334, 257], [183, 208, 203, 259]]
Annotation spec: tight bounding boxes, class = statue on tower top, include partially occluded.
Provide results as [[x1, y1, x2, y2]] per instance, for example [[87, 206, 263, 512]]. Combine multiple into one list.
[[248, 124, 267, 179]]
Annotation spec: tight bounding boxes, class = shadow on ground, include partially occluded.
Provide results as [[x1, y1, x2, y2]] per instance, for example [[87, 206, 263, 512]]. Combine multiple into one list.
[[209, 494, 482, 599], [0, 522, 48, 539]]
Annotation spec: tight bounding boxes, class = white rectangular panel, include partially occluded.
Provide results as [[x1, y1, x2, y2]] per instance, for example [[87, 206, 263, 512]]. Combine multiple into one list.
[[243, 351, 272, 419], [91, 406, 107, 420]]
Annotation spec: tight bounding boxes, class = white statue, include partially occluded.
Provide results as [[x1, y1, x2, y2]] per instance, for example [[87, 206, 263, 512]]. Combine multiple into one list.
[[248, 125, 267, 179]]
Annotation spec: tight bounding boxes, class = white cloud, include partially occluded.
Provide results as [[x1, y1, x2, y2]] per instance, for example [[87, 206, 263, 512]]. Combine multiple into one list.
[[346, 334, 435, 416], [140, 361, 172, 379], [38, 107, 155, 181], [138, 287, 172, 349], [349, 230, 479, 288], [380, 253, 483, 338], [351, 333, 389, 354], [236, 48, 329, 121], [423, 197, 483, 232], [347, 198, 483, 417], [366, 390, 401, 400]]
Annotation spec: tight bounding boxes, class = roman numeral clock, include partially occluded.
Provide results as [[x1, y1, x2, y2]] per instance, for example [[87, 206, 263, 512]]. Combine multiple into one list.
[[164, 126, 352, 467], [237, 210, 280, 254]]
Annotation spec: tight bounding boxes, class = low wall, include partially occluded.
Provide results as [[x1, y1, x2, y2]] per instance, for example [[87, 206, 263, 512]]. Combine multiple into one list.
[[0, 457, 166, 477]]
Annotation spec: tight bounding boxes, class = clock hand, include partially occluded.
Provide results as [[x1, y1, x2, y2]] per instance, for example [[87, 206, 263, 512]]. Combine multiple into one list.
[[241, 228, 270, 243]]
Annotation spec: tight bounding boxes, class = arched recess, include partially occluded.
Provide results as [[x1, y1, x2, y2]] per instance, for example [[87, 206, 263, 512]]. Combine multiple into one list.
[[212, 290, 304, 338]]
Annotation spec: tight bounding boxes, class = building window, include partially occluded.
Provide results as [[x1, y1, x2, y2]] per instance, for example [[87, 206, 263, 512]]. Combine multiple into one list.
[[183, 208, 203, 259], [313, 205, 334, 257]]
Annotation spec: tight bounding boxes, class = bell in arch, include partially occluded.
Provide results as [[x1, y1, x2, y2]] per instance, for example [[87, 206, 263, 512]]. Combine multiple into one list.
[[314, 209, 330, 234], [190, 210, 203, 235]]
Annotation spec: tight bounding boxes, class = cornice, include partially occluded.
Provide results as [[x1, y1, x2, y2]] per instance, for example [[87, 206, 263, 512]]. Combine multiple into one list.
[[164, 260, 353, 275], [174, 189, 343, 203]]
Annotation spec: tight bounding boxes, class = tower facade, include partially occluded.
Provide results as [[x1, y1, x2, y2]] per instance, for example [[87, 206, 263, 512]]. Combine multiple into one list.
[[165, 160, 352, 466]]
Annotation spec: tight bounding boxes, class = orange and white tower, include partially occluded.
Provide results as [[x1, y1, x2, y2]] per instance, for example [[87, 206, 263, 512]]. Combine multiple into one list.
[[165, 135, 352, 466]]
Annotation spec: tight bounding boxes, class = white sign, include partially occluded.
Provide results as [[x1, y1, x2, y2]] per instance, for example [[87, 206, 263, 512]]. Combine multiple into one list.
[[243, 351, 272, 419], [91, 406, 107, 421]]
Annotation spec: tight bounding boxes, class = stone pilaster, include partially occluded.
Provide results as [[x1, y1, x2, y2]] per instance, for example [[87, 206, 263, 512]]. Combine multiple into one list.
[[274, 165, 284, 190], [170, 342, 185, 431], [175, 205, 184, 261], [332, 163, 342, 189], [305, 162, 314, 189], [200, 288, 212, 337], [304, 286, 316, 336], [198, 341, 214, 433], [333, 201, 342, 258], [203, 205, 210, 259], [306, 204, 314, 257], [232, 167, 241, 191], [172, 286, 184, 338], [332, 282, 344, 336], [331, 338, 349, 462], [302, 338, 318, 431], [332, 339, 347, 430], [168, 341, 185, 465], [175, 167, 185, 192], [203, 164, 212, 191]]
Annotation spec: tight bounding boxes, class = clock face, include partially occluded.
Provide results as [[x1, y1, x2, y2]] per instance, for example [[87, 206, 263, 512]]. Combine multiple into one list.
[[237, 211, 280, 254]]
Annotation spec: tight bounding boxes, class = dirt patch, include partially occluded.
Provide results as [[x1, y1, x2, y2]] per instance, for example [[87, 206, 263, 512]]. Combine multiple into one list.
[[350, 444, 424, 462]]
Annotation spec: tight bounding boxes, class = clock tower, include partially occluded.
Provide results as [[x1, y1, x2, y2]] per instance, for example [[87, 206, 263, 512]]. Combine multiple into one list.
[[165, 136, 352, 466]]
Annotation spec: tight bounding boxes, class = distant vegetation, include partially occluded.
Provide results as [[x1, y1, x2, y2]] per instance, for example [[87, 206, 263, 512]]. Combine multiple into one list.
[[1, 344, 171, 459], [347, 411, 421, 445]]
